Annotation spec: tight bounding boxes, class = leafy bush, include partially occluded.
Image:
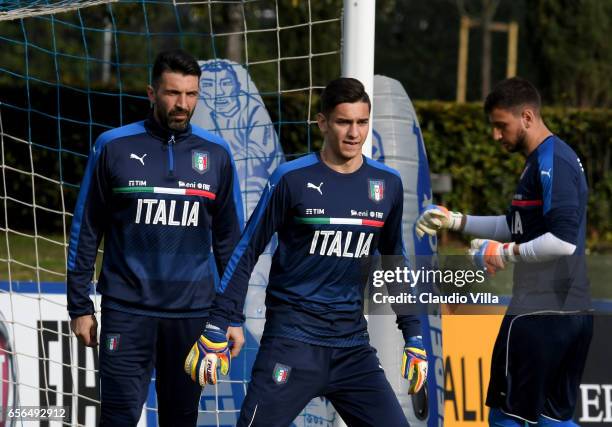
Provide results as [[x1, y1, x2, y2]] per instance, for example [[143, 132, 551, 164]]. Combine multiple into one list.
[[415, 101, 612, 249]]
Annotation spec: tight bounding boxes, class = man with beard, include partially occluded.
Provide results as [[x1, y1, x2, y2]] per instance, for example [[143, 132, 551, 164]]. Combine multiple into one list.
[[67, 50, 245, 426], [416, 77, 592, 426]]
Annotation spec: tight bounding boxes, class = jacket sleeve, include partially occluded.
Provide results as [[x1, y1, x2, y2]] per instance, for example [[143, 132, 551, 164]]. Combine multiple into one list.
[[377, 177, 422, 341], [211, 147, 244, 277], [208, 171, 291, 330], [542, 155, 581, 244], [66, 140, 111, 319]]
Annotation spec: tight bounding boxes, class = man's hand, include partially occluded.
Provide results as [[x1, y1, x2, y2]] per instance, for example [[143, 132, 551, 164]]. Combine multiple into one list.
[[184, 324, 231, 387], [227, 326, 245, 358], [401, 336, 428, 394], [468, 239, 517, 276], [70, 314, 98, 347], [415, 204, 464, 238]]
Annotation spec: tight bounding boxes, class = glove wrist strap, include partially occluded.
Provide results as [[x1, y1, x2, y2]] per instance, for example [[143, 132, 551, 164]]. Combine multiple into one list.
[[205, 323, 224, 333], [501, 242, 519, 263], [448, 211, 464, 231]]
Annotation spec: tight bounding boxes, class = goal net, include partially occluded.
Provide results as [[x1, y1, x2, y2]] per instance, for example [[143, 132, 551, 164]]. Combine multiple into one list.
[[0, 0, 342, 425]]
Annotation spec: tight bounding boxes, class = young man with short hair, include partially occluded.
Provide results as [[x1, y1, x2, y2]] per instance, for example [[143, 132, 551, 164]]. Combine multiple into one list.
[[185, 77, 427, 426], [67, 49, 244, 426], [416, 77, 592, 426]]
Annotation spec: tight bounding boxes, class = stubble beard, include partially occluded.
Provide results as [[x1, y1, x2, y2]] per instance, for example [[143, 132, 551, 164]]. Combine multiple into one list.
[[156, 105, 194, 132], [506, 128, 528, 154]]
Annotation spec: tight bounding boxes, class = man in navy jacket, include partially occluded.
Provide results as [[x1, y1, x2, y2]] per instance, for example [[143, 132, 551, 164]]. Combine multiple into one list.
[[186, 78, 427, 426], [67, 50, 244, 426]]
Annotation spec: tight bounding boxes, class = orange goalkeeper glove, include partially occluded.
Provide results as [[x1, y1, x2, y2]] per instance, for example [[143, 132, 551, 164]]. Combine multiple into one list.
[[184, 324, 231, 387]]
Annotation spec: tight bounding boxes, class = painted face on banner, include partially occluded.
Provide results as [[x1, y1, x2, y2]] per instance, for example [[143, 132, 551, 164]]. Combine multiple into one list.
[[199, 68, 240, 114]]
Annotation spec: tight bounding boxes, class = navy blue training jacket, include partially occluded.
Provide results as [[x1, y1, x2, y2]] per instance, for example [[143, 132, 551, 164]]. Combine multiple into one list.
[[67, 114, 243, 319], [508, 135, 590, 311], [209, 153, 421, 347]]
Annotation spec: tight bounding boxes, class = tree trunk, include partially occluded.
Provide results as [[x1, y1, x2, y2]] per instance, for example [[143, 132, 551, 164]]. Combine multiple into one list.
[[481, 0, 494, 99], [226, 3, 243, 63]]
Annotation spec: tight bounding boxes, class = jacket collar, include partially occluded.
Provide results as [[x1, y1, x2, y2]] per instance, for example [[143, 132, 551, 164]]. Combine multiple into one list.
[[144, 110, 192, 143]]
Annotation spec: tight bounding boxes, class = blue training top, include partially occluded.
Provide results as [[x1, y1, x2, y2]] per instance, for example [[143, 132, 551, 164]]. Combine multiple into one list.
[[507, 135, 590, 311], [67, 114, 243, 319], [209, 152, 421, 347]]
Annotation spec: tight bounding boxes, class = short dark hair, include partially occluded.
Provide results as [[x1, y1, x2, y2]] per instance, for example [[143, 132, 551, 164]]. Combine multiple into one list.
[[484, 77, 541, 116], [152, 49, 201, 88], [320, 77, 371, 116]]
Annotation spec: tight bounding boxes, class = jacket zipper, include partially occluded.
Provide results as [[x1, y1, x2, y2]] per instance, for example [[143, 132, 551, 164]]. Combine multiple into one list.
[[168, 134, 175, 176]]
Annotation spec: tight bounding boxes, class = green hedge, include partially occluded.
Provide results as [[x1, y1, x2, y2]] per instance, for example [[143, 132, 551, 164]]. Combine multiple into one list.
[[414, 101, 612, 249]]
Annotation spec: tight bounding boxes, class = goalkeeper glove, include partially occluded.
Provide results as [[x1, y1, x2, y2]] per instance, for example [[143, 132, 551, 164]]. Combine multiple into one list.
[[468, 239, 518, 276], [184, 324, 231, 387], [402, 336, 428, 394], [415, 204, 463, 238]]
